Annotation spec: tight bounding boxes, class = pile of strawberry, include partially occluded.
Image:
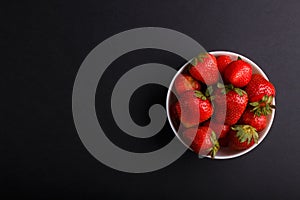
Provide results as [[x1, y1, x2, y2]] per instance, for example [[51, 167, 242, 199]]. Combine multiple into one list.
[[170, 53, 276, 158]]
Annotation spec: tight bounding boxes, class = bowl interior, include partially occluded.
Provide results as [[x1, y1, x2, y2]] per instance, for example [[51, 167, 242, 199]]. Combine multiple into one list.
[[166, 51, 275, 159]]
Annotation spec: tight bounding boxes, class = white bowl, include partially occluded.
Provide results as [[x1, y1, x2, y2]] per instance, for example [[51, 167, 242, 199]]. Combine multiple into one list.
[[166, 51, 275, 159]]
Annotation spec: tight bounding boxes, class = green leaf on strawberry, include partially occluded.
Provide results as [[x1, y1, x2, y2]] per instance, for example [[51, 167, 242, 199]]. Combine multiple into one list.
[[208, 131, 220, 158], [224, 84, 247, 96], [249, 95, 275, 116], [205, 86, 213, 97], [197, 53, 208, 63], [194, 90, 207, 100], [190, 57, 198, 67], [231, 125, 258, 145]]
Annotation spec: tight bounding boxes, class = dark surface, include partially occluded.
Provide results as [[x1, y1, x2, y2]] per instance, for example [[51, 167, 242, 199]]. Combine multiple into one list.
[[2, 0, 300, 199]]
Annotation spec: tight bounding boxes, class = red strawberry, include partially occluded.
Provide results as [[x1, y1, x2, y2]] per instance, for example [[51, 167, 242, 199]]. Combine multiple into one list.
[[214, 84, 248, 125], [183, 126, 220, 158], [228, 125, 259, 150], [224, 58, 252, 87], [212, 87, 226, 109], [216, 55, 232, 75], [218, 135, 229, 147], [245, 74, 276, 102], [175, 90, 214, 128], [239, 108, 267, 131], [170, 101, 181, 130], [203, 121, 230, 139], [245, 74, 276, 116], [174, 74, 201, 95], [189, 53, 219, 85]]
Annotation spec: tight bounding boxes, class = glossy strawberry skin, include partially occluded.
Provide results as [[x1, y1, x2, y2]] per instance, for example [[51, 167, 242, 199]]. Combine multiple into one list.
[[225, 90, 248, 125], [245, 74, 276, 102], [174, 74, 201, 95], [189, 54, 219, 85], [183, 126, 214, 154], [203, 121, 230, 139], [176, 91, 214, 128], [216, 55, 232, 75], [214, 89, 248, 126], [224, 60, 252, 87], [228, 130, 255, 150], [239, 108, 267, 132]]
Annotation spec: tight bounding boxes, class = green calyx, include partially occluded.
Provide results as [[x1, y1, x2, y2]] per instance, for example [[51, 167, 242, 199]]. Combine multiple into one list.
[[208, 131, 220, 159], [197, 53, 208, 62], [194, 90, 207, 100], [190, 53, 209, 66], [220, 84, 246, 96], [205, 86, 216, 101], [217, 82, 225, 88], [205, 85, 213, 96], [231, 125, 259, 145], [249, 95, 275, 116], [233, 87, 246, 96], [217, 83, 226, 94], [190, 58, 198, 66]]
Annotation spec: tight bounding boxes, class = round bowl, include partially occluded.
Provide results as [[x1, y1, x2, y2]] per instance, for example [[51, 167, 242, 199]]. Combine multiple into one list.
[[166, 50, 275, 159]]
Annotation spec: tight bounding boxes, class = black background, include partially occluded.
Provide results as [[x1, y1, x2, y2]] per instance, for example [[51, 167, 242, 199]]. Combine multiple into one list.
[[2, 0, 300, 199]]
